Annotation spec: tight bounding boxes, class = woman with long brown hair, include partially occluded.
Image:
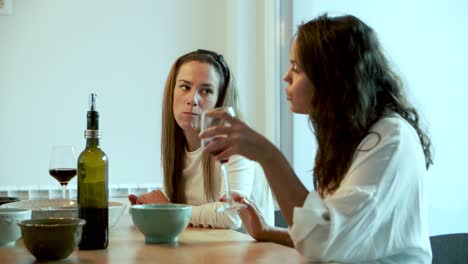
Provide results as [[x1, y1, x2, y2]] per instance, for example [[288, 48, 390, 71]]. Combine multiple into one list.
[[129, 49, 274, 229], [201, 14, 433, 262]]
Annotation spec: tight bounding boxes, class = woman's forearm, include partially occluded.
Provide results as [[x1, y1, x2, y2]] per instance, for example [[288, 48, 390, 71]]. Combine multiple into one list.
[[257, 142, 309, 226], [190, 203, 241, 229], [259, 226, 294, 248]]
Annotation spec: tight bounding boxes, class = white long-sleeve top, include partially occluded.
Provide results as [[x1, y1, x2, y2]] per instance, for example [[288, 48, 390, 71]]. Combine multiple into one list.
[[181, 147, 273, 229], [290, 114, 432, 263]]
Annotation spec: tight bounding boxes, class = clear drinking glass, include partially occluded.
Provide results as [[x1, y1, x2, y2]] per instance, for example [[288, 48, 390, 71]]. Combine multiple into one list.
[[201, 107, 247, 212], [49, 145, 77, 199]]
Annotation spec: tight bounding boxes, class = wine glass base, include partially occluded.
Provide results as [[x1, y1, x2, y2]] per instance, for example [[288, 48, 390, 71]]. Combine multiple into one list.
[[216, 202, 247, 213]]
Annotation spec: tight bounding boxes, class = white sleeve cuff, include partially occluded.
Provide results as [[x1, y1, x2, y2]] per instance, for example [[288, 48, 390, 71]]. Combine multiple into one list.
[[289, 191, 329, 243], [189, 203, 242, 229]]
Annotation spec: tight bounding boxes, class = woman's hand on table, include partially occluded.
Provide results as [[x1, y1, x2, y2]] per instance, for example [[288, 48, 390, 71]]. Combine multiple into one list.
[[224, 193, 272, 241], [228, 193, 294, 248], [128, 190, 169, 205]]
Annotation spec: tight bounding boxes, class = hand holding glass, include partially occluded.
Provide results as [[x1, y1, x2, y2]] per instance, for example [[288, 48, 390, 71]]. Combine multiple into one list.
[[201, 107, 246, 212], [49, 145, 77, 199]]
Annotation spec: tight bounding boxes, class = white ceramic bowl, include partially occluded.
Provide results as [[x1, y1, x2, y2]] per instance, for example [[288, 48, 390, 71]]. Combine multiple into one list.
[[0, 208, 32, 246], [0, 199, 126, 229]]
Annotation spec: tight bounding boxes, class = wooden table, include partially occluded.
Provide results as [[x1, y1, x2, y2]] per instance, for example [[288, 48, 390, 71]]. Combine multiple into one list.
[[0, 212, 307, 263]]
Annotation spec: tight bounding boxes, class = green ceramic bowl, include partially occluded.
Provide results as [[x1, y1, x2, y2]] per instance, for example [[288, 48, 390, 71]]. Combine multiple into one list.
[[130, 204, 192, 244], [17, 218, 86, 261]]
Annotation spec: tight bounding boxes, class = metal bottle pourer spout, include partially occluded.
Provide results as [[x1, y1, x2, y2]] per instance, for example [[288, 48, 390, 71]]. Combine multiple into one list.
[[89, 93, 97, 111]]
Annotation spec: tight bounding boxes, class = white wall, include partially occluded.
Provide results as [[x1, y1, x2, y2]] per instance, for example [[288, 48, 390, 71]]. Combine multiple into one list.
[[0, 0, 274, 191], [291, 0, 468, 235]]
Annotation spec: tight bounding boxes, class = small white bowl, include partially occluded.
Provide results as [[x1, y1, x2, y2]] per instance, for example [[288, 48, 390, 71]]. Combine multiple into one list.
[[0, 208, 32, 246], [1, 199, 126, 229]]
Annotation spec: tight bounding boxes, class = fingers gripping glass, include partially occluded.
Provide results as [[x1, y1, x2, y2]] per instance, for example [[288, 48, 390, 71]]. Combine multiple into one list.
[[201, 107, 246, 212]]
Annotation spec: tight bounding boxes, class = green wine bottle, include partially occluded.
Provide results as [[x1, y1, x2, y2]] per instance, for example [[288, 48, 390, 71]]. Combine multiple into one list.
[[77, 93, 109, 250]]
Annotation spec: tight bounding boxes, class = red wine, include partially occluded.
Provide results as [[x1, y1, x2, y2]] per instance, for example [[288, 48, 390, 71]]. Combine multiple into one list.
[[210, 138, 229, 163], [49, 168, 77, 186], [78, 207, 108, 250]]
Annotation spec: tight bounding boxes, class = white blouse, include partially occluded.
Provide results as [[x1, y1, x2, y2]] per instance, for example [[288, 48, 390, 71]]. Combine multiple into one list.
[[289, 115, 432, 263], [181, 148, 274, 229]]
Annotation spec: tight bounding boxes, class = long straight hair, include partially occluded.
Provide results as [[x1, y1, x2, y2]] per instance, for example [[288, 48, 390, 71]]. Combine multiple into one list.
[[161, 50, 244, 203], [295, 14, 433, 197]]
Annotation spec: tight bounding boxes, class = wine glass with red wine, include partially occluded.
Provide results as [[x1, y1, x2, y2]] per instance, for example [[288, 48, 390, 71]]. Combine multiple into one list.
[[49, 145, 77, 199], [201, 107, 246, 213]]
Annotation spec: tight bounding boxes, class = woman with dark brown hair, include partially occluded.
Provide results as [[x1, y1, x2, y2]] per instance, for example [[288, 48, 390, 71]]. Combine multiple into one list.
[[201, 14, 433, 262], [128, 49, 274, 229]]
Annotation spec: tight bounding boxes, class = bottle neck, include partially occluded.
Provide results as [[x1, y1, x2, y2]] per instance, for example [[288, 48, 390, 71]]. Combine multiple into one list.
[[85, 111, 101, 147], [87, 111, 99, 130], [86, 138, 100, 147]]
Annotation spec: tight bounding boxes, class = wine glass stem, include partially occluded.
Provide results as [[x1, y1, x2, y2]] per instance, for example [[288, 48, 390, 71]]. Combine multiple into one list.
[[221, 163, 231, 204], [61, 185, 66, 199]]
